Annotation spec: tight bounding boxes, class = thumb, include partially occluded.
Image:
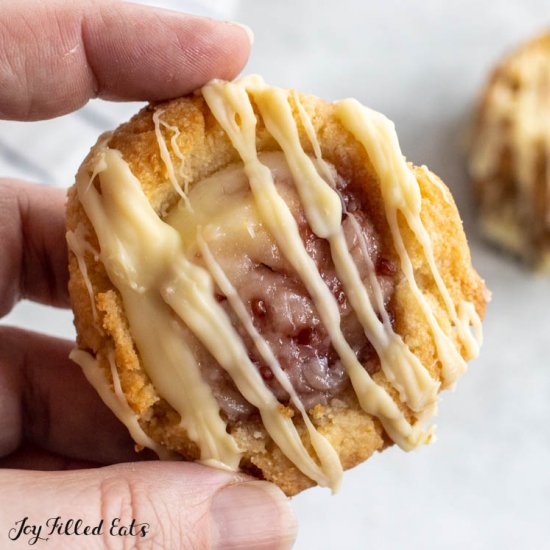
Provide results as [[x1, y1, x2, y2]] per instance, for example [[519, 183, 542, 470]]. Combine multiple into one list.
[[1, 462, 297, 549]]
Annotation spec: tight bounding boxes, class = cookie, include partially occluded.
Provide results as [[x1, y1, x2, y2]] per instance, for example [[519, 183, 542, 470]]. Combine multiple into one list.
[[67, 75, 488, 496], [469, 33, 550, 270]]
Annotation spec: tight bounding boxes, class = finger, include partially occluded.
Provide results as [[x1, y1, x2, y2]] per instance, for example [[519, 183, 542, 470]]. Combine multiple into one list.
[[0, 326, 150, 463], [0, 0, 252, 121], [1, 462, 297, 549], [0, 179, 69, 315]]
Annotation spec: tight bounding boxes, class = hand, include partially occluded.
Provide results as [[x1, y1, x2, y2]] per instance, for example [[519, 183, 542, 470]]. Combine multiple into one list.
[[0, 1, 297, 548]]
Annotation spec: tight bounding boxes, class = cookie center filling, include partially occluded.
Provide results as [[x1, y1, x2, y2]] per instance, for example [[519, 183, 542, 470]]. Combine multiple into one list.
[[167, 151, 396, 417]]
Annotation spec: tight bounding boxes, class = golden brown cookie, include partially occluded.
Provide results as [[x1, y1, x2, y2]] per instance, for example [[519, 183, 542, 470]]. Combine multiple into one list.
[[469, 33, 550, 270], [67, 75, 488, 496]]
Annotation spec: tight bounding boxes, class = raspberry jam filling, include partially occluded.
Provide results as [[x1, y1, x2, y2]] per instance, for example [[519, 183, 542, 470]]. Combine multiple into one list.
[[231, 218, 394, 415], [174, 153, 397, 419]]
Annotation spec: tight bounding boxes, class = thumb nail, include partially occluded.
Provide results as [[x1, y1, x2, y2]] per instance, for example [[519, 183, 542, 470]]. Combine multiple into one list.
[[210, 480, 297, 549]]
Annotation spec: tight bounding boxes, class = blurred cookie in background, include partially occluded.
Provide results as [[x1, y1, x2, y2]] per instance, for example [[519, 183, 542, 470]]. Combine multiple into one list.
[[468, 32, 550, 271]]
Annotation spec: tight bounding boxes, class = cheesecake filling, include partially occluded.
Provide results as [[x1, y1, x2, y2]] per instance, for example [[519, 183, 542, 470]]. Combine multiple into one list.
[[166, 151, 395, 417]]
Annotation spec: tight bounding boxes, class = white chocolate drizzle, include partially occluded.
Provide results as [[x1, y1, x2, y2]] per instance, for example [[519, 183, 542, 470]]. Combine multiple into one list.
[[289, 90, 440, 407], [75, 148, 242, 469], [197, 231, 344, 490], [66, 224, 100, 323], [152, 108, 192, 208], [202, 80, 429, 449], [70, 348, 172, 459], [75, 146, 338, 488], [70, 75, 482, 492], [336, 100, 481, 388]]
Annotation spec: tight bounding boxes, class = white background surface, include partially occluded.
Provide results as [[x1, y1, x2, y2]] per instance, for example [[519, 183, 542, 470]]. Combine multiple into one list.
[[1, 1, 550, 549]]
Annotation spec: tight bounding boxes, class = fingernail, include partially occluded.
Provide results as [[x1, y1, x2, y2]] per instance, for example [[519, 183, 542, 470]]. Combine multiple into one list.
[[210, 481, 297, 549], [227, 21, 255, 45]]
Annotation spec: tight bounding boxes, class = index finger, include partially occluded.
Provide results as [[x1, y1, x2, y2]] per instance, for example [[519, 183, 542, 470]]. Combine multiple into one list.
[[0, 0, 252, 121]]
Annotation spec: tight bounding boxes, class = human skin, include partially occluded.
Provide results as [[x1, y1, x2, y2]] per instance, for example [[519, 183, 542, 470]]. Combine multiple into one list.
[[0, 1, 297, 548]]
